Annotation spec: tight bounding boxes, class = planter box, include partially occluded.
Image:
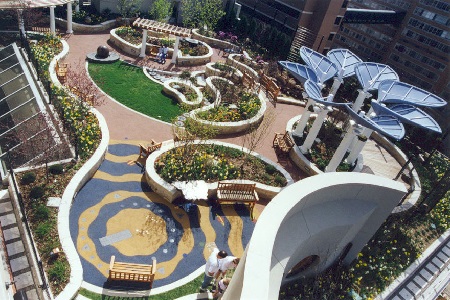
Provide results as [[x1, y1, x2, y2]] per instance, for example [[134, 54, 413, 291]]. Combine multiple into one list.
[[163, 79, 203, 106], [191, 28, 237, 50], [189, 80, 267, 135], [145, 141, 293, 203], [109, 28, 174, 58], [176, 40, 213, 66], [205, 62, 243, 82], [226, 54, 259, 81]]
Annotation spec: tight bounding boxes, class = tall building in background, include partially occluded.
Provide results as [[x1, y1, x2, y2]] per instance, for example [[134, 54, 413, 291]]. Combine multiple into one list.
[[236, 0, 349, 61], [333, 0, 450, 127]]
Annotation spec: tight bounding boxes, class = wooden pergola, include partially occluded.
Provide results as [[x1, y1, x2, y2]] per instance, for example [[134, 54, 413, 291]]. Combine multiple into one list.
[[133, 18, 191, 63]]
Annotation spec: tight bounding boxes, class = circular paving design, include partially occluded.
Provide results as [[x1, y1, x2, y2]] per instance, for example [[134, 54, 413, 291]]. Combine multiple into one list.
[[69, 141, 255, 289]]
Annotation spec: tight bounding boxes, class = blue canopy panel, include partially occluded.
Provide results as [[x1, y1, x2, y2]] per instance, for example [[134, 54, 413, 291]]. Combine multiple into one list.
[[377, 79, 447, 108], [326, 49, 362, 79], [304, 80, 351, 107], [299, 47, 338, 83], [354, 62, 399, 92], [346, 105, 405, 140], [371, 101, 442, 133], [278, 61, 318, 85]]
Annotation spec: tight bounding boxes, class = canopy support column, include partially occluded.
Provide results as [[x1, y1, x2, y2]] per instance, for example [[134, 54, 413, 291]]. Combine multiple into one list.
[[326, 121, 362, 172], [300, 105, 332, 154], [50, 6, 56, 35], [347, 127, 373, 166], [292, 98, 315, 137], [172, 36, 180, 64], [352, 89, 371, 112], [140, 29, 148, 58], [66, 2, 73, 34]]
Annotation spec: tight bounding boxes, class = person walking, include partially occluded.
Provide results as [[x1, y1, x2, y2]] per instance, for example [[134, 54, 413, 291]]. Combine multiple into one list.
[[200, 248, 227, 292]]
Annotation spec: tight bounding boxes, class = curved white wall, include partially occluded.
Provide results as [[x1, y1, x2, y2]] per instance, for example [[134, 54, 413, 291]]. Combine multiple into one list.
[[223, 173, 406, 300]]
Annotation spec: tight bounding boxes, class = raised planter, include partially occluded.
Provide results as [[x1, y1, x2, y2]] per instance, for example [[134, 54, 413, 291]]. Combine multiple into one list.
[[189, 81, 266, 135], [56, 18, 116, 33], [205, 62, 243, 82], [286, 115, 421, 213], [144, 140, 293, 203], [227, 54, 259, 81], [176, 40, 213, 66], [109, 28, 174, 57], [191, 28, 237, 50], [163, 79, 203, 107]]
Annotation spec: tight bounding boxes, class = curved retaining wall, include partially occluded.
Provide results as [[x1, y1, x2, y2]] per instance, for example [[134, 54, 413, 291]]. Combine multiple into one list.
[[285, 115, 421, 213], [109, 28, 174, 58], [176, 40, 213, 66], [205, 62, 243, 81], [162, 79, 203, 106], [56, 18, 116, 33], [226, 54, 259, 81], [189, 77, 266, 135], [145, 140, 293, 203], [191, 28, 237, 50]]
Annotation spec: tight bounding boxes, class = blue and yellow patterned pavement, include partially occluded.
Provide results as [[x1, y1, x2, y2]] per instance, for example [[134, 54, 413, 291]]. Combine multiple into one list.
[[69, 140, 256, 289]]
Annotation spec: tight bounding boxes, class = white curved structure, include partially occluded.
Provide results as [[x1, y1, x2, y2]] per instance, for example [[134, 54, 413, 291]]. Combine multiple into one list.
[[223, 173, 406, 300]]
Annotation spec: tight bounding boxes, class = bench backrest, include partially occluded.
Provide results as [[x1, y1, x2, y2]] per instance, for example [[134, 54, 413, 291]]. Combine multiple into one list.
[[218, 182, 256, 194], [283, 132, 294, 148], [147, 142, 162, 153]]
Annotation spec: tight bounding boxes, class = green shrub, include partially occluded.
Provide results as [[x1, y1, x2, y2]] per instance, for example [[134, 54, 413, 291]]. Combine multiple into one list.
[[265, 164, 277, 175], [274, 175, 286, 186], [48, 260, 67, 282], [36, 222, 52, 239], [29, 186, 45, 199], [35, 205, 50, 221], [21, 172, 36, 185], [49, 164, 64, 175]]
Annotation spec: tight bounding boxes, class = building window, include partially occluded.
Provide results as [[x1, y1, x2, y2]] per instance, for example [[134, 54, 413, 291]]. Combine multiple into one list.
[[342, 0, 349, 8], [334, 16, 343, 25], [328, 33, 335, 41]]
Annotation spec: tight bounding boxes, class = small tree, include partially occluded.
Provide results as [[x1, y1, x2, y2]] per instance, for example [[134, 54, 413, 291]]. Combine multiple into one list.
[[181, 0, 225, 30], [117, 0, 143, 18], [149, 0, 172, 22], [65, 61, 104, 107]]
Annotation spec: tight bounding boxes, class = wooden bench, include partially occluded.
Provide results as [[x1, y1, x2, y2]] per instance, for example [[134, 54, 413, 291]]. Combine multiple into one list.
[[139, 140, 162, 157], [217, 182, 259, 219], [273, 131, 294, 157], [108, 256, 156, 288], [56, 60, 68, 83]]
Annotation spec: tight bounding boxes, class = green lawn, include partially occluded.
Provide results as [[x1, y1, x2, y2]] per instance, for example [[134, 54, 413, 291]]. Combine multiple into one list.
[[78, 275, 203, 299], [88, 61, 181, 123]]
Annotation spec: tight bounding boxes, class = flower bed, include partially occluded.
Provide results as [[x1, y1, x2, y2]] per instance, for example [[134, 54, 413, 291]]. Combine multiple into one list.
[[205, 62, 243, 81], [162, 79, 203, 107], [176, 40, 213, 66], [145, 141, 293, 202], [109, 27, 174, 57], [191, 28, 237, 50], [227, 54, 259, 81], [30, 34, 63, 79], [197, 91, 261, 122]]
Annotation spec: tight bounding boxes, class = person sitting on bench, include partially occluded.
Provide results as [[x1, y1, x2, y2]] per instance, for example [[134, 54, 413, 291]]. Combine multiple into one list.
[[156, 47, 163, 62], [160, 45, 168, 64]]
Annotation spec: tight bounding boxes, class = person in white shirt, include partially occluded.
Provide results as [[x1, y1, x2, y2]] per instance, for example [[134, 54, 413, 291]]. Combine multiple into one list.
[[200, 248, 228, 292], [212, 277, 230, 299], [218, 256, 240, 277]]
